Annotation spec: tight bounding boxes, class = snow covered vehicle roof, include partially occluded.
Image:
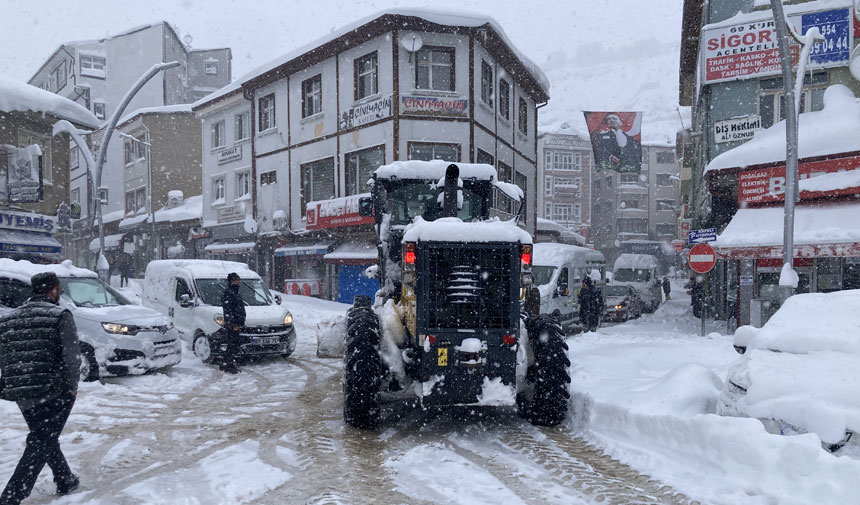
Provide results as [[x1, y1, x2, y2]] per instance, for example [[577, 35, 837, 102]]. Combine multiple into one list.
[[613, 253, 659, 270], [533, 242, 604, 267], [374, 160, 524, 202], [0, 258, 97, 283], [145, 259, 261, 280], [402, 217, 532, 244]]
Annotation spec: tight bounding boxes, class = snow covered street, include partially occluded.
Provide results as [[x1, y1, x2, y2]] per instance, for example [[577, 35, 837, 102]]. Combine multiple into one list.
[[1, 287, 857, 505]]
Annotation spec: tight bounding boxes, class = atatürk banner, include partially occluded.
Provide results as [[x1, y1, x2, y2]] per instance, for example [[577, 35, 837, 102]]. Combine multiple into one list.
[[583, 111, 642, 173]]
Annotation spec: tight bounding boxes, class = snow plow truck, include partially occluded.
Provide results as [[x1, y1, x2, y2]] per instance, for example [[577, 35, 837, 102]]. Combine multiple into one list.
[[343, 160, 570, 428]]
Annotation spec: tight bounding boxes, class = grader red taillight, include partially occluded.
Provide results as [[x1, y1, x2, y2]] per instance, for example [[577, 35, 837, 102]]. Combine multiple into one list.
[[404, 242, 416, 266], [521, 244, 533, 267]]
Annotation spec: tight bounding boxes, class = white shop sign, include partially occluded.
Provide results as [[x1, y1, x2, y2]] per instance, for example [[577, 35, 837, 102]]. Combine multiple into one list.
[[217, 145, 242, 164], [713, 116, 761, 144]]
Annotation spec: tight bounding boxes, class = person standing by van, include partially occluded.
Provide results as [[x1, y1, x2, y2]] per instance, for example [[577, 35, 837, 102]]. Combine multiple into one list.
[[662, 276, 671, 301], [578, 276, 602, 332], [220, 273, 245, 374], [0, 272, 81, 505]]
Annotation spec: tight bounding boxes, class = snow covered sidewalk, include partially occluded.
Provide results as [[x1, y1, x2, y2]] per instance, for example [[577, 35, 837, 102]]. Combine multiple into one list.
[[566, 292, 860, 505]]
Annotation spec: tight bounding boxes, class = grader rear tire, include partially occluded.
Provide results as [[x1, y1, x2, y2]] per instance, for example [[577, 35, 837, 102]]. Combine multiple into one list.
[[524, 314, 571, 426], [343, 299, 384, 429]]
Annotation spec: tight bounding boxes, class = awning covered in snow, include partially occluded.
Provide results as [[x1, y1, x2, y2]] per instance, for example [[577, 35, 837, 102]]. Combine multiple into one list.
[[0, 230, 62, 258], [714, 201, 860, 258], [274, 241, 334, 257], [88, 233, 124, 253], [323, 241, 377, 265], [204, 241, 255, 255]]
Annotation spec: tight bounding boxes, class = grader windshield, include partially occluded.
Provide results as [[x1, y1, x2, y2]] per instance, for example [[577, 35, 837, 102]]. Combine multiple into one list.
[[384, 181, 487, 225]]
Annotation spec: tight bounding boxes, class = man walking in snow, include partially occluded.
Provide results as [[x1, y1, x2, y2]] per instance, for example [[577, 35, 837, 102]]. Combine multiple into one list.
[[220, 272, 246, 374], [0, 272, 81, 505], [662, 276, 671, 301], [577, 276, 602, 332]]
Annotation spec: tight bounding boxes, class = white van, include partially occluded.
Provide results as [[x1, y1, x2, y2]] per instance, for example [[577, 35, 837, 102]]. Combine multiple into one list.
[[532, 243, 606, 329], [0, 259, 181, 381], [611, 253, 662, 313], [142, 260, 296, 363]]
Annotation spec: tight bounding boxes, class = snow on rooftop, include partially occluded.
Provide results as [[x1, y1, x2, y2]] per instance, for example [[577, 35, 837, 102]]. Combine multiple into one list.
[[0, 75, 99, 128], [195, 8, 547, 109], [714, 201, 860, 248], [613, 253, 659, 269], [533, 242, 603, 267], [535, 218, 586, 245], [118, 103, 194, 126], [798, 169, 860, 194], [119, 195, 202, 229], [0, 258, 97, 283], [402, 216, 532, 244], [706, 85, 860, 174]]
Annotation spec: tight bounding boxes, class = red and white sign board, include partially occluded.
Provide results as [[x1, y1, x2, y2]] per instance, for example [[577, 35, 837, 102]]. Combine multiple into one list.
[[306, 193, 374, 230], [737, 154, 860, 205], [689, 243, 717, 274]]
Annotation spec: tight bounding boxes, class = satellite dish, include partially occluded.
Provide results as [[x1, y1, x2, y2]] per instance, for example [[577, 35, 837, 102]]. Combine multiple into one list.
[[183, 34, 193, 46], [400, 33, 423, 53]]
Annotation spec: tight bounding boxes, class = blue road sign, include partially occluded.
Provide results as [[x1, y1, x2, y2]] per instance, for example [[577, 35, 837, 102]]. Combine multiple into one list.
[[689, 228, 717, 244]]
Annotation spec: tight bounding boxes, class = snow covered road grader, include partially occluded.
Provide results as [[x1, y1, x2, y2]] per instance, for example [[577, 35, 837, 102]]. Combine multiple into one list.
[[343, 161, 570, 428]]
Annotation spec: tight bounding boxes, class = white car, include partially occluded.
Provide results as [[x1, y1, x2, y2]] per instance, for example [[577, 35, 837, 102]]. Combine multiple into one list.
[[0, 259, 182, 381], [532, 242, 607, 329], [611, 253, 662, 313], [718, 289, 860, 451]]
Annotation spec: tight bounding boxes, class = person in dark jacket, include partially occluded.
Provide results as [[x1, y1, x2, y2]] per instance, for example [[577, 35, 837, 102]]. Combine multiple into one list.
[[219, 272, 246, 374], [0, 272, 81, 505], [577, 276, 602, 333], [688, 275, 704, 319], [662, 276, 671, 301]]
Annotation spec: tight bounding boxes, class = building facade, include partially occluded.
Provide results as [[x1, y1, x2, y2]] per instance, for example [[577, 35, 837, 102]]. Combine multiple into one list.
[[537, 129, 592, 241], [589, 144, 681, 266], [195, 10, 548, 300]]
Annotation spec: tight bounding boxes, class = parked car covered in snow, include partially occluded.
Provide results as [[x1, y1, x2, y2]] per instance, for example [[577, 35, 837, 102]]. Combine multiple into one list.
[[603, 284, 643, 322], [0, 259, 181, 381], [718, 289, 860, 451], [611, 253, 662, 313], [532, 243, 606, 329], [142, 260, 296, 363]]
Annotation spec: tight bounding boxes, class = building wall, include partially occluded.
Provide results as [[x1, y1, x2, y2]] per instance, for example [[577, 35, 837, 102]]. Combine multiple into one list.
[[537, 132, 593, 238]]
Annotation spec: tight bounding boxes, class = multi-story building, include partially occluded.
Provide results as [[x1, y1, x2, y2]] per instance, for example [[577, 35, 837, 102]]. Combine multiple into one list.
[[28, 22, 230, 263], [194, 9, 548, 300], [680, 0, 860, 326], [537, 128, 592, 241], [0, 77, 99, 262], [589, 144, 681, 266]]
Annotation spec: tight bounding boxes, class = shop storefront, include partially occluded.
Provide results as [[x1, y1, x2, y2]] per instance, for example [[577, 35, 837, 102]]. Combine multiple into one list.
[[323, 241, 379, 303], [0, 210, 63, 263]]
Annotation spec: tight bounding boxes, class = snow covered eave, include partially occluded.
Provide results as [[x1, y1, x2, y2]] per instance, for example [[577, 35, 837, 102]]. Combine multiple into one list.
[[0, 76, 100, 129], [117, 104, 194, 128]]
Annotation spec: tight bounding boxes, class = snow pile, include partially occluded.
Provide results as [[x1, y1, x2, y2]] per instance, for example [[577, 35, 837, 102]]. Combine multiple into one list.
[[476, 377, 515, 406], [403, 217, 532, 244], [779, 262, 799, 288], [706, 85, 860, 173], [798, 169, 860, 194], [0, 75, 100, 128], [715, 201, 860, 247], [315, 314, 346, 358], [0, 258, 96, 283]]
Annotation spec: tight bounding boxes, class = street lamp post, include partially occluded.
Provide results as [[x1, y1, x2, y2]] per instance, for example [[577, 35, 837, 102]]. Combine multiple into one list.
[[92, 61, 180, 280]]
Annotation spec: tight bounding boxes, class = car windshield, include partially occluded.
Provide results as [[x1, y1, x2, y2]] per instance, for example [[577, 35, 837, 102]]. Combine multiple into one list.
[[605, 285, 629, 297], [60, 277, 129, 307], [196, 278, 273, 306], [613, 268, 651, 282], [386, 182, 484, 225], [531, 266, 556, 286]]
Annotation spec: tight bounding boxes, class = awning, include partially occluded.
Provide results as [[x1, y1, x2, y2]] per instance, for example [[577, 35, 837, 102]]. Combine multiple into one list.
[[204, 241, 256, 255], [275, 241, 334, 257], [88, 233, 124, 253], [714, 201, 860, 258], [0, 230, 62, 257], [324, 241, 377, 265]]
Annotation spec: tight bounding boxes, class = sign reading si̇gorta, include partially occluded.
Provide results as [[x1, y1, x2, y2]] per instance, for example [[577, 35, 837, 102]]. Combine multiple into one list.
[[689, 228, 717, 244], [714, 116, 761, 144]]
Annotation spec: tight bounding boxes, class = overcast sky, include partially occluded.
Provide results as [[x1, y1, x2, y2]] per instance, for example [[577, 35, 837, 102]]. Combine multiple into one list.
[[1, 0, 686, 140]]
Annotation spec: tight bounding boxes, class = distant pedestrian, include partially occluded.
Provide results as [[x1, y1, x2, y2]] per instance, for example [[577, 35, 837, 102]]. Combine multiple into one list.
[[219, 272, 246, 374], [578, 276, 602, 332], [662, 276, 671, 301], [119, 255, 130, 287], [689, 276, 704, 319], [0, 272, 81, 505]]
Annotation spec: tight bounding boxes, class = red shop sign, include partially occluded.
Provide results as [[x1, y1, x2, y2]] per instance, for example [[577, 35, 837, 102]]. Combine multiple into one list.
[[737, 154, 860, 205], [305, 193, 374, 230]]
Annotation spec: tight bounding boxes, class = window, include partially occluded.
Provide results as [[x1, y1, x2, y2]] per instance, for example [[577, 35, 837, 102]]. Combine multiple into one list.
[[656, 199, 675, 211], [620, 199, 639, 209], [620, 173, 639, 183], [618, 218, 648, 234], [258, 94, 275, 131], [260, 170, 277, 185], [70, 146, 79, 170], [236, 171, 251, 199], [497, 161, 514, 213], [300, 158, 335, 212], [476, 149, 494, 166], [759, 72, 827, 128], [136, 137, 146, 159], [546, 151, 574, 170], [498, 80, 510, 120], [71, 187, 80, 205], [656, 173, 671, 186], [555, 177, 576, 188], [205, 59, 218, 75], [408, 142, 459, 162], [80, 55, 106, 78], [175, 278, 192, 302], [515, 171, 527, 223], [125, 191, 135, 214], [302, 75, 322, 118], [574, 203, 582, 222], [574, 151, 582, 170], [93, 102, 105, 120], [211, 121, 225, 149], [544, 176, 553, 197], [135, 187, 147, 212], [354, 52, 378, 100], [656, 151, 675, 164], [235, 112, 249, 141], [518, 97, 528, 135], [345, 145, 384, 195], [553, 204, 572, 222], [416, 47, 454, 91], [544, 202, 552, 218], [497, 161, 512, 183], [212, 177, 225, 202], [123, 139, 134, 165], [481, 60, 493, 106], [656, 224, 676, 236], [52, 63, 66, 91]]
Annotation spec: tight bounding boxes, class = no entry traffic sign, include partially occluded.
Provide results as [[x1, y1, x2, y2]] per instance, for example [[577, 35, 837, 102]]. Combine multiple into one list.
[[689, 243, 717, 273]]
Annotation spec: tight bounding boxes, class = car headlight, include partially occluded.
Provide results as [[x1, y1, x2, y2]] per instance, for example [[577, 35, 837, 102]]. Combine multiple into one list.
[[102, 322, 139, 334], [214, 314, 225, 326], [284, 312, 293, 325]]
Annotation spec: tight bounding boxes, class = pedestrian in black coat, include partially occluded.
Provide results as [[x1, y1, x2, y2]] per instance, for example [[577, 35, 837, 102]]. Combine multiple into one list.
[[219, 272, 246, 374], [0, 272, 81, 505], [578, 276, 602, 333], [662, 276, 671, 301]]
